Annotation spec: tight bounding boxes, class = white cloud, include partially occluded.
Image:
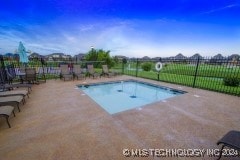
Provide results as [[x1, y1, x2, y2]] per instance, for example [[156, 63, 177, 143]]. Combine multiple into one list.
[[201, 4, 239, 14]]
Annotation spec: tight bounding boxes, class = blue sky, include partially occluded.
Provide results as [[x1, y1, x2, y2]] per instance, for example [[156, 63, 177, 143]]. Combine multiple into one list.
[[0, 0, 239, 57]]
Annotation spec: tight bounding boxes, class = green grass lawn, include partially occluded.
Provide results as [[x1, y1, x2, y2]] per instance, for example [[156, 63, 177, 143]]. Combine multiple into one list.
[[123, 62, 240, 96]]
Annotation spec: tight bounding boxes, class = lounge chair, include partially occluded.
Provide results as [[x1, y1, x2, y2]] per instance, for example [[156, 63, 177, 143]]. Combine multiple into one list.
[[216, 130, 240, 160], [0, 66, 32, 93], [101, 65, 115, 77], [60, 65, 73, 81], [0, 89, 29, 103], [0, 96, 24, 112], [0, 106, 15, 128], [1, 83, 32, 93], [73, 65, 86, 80], [87, 65, 100, 78], [5, 64, 17, 84]]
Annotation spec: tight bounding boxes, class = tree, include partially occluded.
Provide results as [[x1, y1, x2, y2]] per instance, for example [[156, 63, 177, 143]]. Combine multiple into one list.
[[85, 49, 114, 68]]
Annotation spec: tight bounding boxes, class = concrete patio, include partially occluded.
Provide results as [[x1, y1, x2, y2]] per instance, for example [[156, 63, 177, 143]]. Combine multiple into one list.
[[0, 75, 239, 160]]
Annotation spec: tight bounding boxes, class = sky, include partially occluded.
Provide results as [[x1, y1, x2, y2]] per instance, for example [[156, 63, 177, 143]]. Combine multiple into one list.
[[0, 0, 240, 58]]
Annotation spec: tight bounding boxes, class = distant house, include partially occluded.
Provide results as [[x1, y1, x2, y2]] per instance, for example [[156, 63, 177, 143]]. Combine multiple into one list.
[[3, 53, 19, 60], [63, 54, 72, 60], [4, 53, 14, 57], [152, 57, 162, 61], [212, 53, 224, 59], [228, 54, 240, 61], [141, 56, 151, 60], [189, 53, 203, 60], [28, 52, 45, 60], [175, 53, 186, 60], [73, 53, 86, 61], [168, 56, 175, 60], [46, 53, 71, 61], [227, 54, 240, 66], [209, 54, 227, 65], [46, 53, 63, 61], [3, 53, 14, 60]]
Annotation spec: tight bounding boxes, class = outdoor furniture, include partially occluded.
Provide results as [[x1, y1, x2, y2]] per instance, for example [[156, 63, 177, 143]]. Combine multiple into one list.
[[60, 65, 73, 81], [87, 65, 100, 78], [73, 65, 86, 80], [25, 68, 38, 84], [0, 90, 29, 103], [0, 65, 32, 93], [1, 83, 32, 93], [216, 130, 240, 160], [16, 72, 26, 83], [0, 106, 15, 128], [0, 96, 24, 112], [5, 64, 17, 84], [101, 65, 115, 77]]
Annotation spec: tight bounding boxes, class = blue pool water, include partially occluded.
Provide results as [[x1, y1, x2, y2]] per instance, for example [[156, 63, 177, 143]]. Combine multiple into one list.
[[78, 80, 186, 114]]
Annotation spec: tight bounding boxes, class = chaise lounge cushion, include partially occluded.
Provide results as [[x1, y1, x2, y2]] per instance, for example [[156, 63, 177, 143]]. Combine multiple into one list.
[[0, 96, 24, 112], [0, 90, 29, 98]]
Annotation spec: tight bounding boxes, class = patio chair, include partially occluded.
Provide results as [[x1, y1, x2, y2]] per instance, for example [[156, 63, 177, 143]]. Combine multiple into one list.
[[101, 65, 115, 77], [73, 65, 86, 80], [60, 65, 73, 81], [216, 130, 240, 160], [87, 65, 100, 78], [0, 106, 15, 128], [0, 95, 24, 112], [25, 68, 38, 84]]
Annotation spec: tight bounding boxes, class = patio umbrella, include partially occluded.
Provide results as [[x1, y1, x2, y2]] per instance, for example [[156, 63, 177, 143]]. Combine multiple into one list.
[[18, 42, 29, 63]]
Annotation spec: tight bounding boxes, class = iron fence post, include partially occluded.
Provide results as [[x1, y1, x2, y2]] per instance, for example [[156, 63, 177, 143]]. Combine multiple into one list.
[[40, 58, 46, 83], [136, 58, 139, 77], [122, 61, 124, 74], [193, 57, 200, 88]]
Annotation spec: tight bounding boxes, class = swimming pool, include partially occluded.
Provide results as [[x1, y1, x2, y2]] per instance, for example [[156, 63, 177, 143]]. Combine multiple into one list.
[[78, 80, 186, 114]]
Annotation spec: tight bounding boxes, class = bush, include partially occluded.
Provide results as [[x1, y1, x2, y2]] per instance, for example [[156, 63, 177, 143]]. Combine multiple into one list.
[[141, 62, 152, 71], [122, 58, 127, 64], [223, 76, 240, 86]]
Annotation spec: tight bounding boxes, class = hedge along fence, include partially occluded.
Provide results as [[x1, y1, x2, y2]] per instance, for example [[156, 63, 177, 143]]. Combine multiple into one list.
[[123, 58, 240, 96]]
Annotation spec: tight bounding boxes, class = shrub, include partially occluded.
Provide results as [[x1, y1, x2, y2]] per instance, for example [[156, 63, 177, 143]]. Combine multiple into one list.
[[223, 76, 240, 86], [122, 58, 127, 64], [141, 62, 152, 71]]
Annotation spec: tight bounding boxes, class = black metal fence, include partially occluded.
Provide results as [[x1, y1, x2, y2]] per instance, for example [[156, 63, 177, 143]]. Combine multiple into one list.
[[123, 57, 240, 96], [0, 55, 122, 84], [0, 55, 239, 96]]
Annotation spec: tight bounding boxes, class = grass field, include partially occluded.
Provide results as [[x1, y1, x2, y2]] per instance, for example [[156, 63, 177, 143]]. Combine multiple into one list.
[[123, 62, 240, 96]]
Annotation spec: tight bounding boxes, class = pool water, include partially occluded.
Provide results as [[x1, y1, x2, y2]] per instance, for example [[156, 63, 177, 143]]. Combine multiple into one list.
[[78, 80, 186, 114]]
